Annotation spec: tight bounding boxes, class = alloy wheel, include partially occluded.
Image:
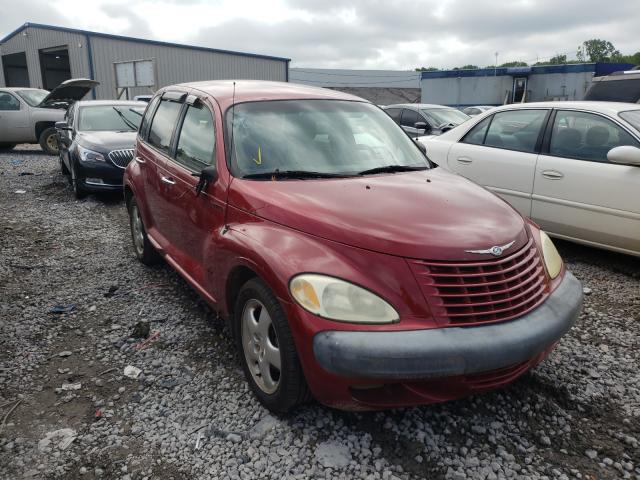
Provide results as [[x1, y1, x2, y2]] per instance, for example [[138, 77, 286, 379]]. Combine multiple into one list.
[[130, 204, 145, 257], [241, 299, 281, 394]]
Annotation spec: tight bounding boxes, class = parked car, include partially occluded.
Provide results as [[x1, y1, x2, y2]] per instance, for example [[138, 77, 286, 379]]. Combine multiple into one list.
[[462, 105, 494, 116], [419, 101, 640, 257], [0, 78, 99, 154], [584, 69, 640, 104], [57, 100, 146, 198], [383, 103, 470, 137], [124, 81, 582, 412]]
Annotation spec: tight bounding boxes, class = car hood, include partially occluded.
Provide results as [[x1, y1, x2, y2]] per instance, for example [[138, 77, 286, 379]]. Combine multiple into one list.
[[77, 131, 137, 152], [39, 79, 100, 107], [228, 168, 530, 261]]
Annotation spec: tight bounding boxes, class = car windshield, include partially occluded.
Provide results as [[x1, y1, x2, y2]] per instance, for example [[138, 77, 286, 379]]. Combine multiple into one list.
[[15, 89, 49, 107], [619, 110, 640, 132], [420, 108, 470, 127], [78, 105, 145, 132], [227, 100, 429, 178]]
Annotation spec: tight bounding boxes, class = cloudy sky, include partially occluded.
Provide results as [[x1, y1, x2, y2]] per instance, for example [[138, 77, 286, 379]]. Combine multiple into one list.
[[1, 0, 638, 69]]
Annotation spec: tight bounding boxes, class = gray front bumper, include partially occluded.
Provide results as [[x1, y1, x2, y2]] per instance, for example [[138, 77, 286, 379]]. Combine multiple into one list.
[[313, 271, 582, 379]]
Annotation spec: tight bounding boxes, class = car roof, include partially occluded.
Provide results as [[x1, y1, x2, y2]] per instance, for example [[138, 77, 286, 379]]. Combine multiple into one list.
[[489, 101, 640, 116], [75, 100, 147, 107], [384, 103, 455, 110], [169, 80, 367, 111]]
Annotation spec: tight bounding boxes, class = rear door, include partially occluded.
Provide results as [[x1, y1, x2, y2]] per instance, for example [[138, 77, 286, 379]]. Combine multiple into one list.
[[135, 92, 184, 249], [446, 108, 549, 217], [0, 91, 29, 142], [532, 109, 640, 253], [154, 94, 223, 287]]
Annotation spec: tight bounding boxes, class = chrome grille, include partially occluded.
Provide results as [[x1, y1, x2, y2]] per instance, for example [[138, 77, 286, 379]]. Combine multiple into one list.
[[108, 149, 134, 168], [408, 238, 549, 326]]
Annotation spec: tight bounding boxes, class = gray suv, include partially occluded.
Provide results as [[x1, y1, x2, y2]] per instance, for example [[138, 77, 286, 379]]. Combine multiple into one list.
[[0, 78, 98, 154]]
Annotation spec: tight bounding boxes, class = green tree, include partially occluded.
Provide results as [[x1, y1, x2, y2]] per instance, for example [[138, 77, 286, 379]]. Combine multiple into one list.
[[415, 67, 439, 71], [499, 61, 528, 67], [452, 64, 479, 70], [534, 54, 568, 66], [580, 39, 621, 62]]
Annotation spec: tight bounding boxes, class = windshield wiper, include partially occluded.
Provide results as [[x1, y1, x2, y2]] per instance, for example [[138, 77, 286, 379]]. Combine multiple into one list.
[[112, 107, 138, 131], [242, 170, 347, 180], [357, 165, 428, 176]]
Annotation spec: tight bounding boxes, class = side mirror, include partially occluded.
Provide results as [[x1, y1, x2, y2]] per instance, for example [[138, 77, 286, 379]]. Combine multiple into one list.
[[55, 121, 71, 131], [607, 146, 640, 166], [414, 121, 429, 133], [192, 166, 218, 196]]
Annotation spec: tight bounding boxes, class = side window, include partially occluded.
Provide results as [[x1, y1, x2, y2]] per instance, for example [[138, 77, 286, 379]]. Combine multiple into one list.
[[148, 99, 183, 154], [484, 109, 547, 153], [385, 108, 402, 124], [0, 92, 20, 111], [174, 104, 216, 171], [461, 116, 492, 145], [549, 110, 640, 163], [400, 109, 420, 127], [140, 95, 161, 140]]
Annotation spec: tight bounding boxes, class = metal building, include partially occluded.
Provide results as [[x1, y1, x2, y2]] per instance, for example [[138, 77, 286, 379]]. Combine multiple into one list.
[[420, 63, 635, 107], [0, 22, 290, 99], [290, 68, 421, 105]]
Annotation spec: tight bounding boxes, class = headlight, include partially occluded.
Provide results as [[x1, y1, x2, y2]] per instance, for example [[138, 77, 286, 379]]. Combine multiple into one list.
[[77, 145, 105, 162], [289, 274, 399, 324], [540, 231, 562, 279]]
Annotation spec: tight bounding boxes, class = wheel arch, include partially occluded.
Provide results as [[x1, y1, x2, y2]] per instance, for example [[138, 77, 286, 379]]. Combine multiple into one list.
[[35, 121, 56, 140]]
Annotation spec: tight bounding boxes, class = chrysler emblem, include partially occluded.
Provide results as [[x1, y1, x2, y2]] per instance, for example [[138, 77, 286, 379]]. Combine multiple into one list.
[[466, 240, 516, 256]]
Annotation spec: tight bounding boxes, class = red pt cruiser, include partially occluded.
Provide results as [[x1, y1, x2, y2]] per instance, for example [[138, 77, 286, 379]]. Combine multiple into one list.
[[124, 81, 582, 412]]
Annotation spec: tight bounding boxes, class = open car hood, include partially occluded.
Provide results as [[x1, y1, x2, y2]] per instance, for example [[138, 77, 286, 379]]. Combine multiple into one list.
[[38, 78, 100, 107]]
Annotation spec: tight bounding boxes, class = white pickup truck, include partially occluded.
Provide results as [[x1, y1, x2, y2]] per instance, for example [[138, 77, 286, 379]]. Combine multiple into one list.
[[0, 79, 99, 154]]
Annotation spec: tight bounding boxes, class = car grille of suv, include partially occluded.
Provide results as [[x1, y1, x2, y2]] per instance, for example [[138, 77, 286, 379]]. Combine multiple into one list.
[[408, 237, 548, 326], [108, 149, 135, 169]]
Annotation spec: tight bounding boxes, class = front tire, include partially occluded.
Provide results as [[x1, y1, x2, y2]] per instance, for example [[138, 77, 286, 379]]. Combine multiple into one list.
[[39, 127, 59, 155], [59, 152, 69, 175], [128, 197, 160, 265], [234, 278, 310, 413], [69, 162, 86, 199]]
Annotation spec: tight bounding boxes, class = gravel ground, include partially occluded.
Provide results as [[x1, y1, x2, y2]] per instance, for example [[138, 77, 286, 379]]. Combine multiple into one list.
[[1, 147, 639, 480]]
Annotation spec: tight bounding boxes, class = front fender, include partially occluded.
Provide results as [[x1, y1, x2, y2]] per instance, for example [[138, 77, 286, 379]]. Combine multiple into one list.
[[213, 206, 433, 331]]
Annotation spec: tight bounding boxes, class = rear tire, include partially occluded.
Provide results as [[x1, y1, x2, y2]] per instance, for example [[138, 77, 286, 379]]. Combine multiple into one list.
[[128, 196, 161, 265], [234, 278, 310, 413], [0, 143, 16, 151], [39, 127, 59, 155]]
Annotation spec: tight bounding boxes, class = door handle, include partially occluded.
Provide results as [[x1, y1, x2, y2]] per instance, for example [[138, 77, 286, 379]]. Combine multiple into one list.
[[161, 176, 175, 185], [134, 156, 146, 164], [457, 156, 473, 164], [541, 170, 564, 179]]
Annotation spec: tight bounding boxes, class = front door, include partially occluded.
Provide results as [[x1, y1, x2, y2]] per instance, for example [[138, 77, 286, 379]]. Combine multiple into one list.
[[513, 77, 528, 103], [447, 109, 549, 217], [0, 92, 29, 142], [532, 109, 640, 253], [155, 96, 224, 288]]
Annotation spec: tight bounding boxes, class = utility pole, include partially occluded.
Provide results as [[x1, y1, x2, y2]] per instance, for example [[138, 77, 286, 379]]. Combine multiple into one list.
[[495, 52, 499, 76]]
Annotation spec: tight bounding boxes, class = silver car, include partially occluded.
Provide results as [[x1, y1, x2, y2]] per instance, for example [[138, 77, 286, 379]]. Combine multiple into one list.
[[383, 103, 471, 137], [0, 78, 98, 154]]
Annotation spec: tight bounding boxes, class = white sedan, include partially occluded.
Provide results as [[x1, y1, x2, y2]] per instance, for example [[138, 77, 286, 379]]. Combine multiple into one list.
[[419, 101, 640, 257]]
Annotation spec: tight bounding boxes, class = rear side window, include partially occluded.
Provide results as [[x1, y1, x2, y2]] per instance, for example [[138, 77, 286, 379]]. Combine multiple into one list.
[[174, 104, 216, 171], [461, 116, 491, 145], [549, 110, 640, 163], [385, 108, 402, 124], [483, 110, 547, 153], [140, 96, 160, 140], [148, 99, 182, 153], [0, 92, 20, 111], [400, 109, 420, 127]]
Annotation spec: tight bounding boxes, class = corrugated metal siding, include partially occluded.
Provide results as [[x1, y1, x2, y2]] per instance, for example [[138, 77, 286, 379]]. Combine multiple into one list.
[[1, 25, 287, 97], [90, 37, 287, 99], [0, 26, 90, 88]]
